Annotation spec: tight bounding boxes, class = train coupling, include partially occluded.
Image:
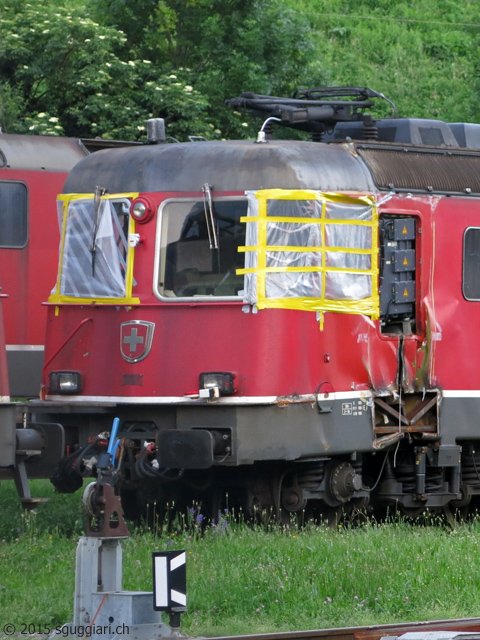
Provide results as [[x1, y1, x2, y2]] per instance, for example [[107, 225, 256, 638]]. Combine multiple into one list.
[[0, 405, 65, 509]]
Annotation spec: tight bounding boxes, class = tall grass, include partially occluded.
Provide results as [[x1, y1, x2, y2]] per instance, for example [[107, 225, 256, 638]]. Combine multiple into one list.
[[1, 480, 480, 637], [0, 479, 85, 541]]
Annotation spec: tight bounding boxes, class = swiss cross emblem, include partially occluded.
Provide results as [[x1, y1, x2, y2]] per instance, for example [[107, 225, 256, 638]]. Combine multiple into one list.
[[120, 321, 155, 363]]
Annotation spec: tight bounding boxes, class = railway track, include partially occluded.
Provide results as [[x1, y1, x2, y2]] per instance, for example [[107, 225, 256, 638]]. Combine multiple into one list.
[[213, 618, 480, 640]]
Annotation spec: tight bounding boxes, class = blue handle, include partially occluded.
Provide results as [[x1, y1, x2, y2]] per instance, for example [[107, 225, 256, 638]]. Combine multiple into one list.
[[111, 438, 121, 464], [107, 417, 120, 459]]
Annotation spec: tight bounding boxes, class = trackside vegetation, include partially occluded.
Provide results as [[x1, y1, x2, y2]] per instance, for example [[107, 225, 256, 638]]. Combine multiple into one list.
[[1, 0, 480, 140], [1, 480, 480, 636]]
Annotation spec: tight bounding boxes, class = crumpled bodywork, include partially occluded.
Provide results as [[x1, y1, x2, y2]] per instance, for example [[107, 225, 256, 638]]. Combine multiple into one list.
[[355, 194, 443, 443]]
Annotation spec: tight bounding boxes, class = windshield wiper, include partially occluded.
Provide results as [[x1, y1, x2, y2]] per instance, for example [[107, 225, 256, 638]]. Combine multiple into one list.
[[91, 185, 107, 276], [202, 183, 218, 250]]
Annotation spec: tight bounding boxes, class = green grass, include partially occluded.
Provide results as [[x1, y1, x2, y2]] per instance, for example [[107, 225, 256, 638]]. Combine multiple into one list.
[[2, 480, 480, 636], [0, 479, 85, 542]]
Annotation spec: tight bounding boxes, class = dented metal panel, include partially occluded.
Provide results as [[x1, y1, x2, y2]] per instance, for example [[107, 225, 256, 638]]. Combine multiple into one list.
[[357, 145, 480, 194]]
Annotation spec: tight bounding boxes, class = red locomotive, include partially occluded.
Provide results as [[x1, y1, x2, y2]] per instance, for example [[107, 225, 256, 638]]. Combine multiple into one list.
[[0, 269, 64, 508], [0, 133, 90, 397], [31, 88, 480, 521], [0, 133, 140, 398], [0, 287, 16, 478]]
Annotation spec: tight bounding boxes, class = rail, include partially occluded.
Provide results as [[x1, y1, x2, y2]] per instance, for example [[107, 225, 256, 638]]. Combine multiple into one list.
[[213, 617, 480, 640]]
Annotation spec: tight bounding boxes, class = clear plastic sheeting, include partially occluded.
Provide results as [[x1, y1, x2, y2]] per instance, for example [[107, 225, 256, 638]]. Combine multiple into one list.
[[237, 189, 379, 319], [50, 193, 139, 303]]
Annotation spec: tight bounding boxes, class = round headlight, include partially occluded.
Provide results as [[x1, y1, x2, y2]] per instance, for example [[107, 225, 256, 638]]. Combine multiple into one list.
[[132, 201, 147, 219], [130, 197, 155, 223]]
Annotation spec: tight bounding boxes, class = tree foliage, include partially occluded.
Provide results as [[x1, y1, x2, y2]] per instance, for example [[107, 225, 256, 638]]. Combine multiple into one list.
[[1, 0, 480, 140], [0, 1, 215, 139], [88, 0, 319, 138], [0, 0, 317, 140]]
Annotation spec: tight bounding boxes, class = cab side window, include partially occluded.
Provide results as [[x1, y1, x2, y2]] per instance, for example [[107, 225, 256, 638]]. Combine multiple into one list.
[[463, 227, 480, 300], [0, 181, 28, 248]]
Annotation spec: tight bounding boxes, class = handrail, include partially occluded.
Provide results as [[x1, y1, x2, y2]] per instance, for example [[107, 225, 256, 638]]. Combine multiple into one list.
[[40, 316, 93, 399]]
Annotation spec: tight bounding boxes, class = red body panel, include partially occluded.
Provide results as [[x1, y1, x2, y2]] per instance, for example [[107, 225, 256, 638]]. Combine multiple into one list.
[[0, 169, 67, 347], [0, 295, 10, 398], [429, 197, 480, 390], [45, 303, 384, 398], [43, 192, 472, 400]]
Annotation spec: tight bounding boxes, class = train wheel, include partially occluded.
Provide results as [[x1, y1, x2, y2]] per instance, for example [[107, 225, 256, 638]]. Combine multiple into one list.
[[323, 500, 368, 528], [120, 487, 143, 522], [324, 506, 344, 528], [442, 505, 457, 528], [120, 486, 168, 529]]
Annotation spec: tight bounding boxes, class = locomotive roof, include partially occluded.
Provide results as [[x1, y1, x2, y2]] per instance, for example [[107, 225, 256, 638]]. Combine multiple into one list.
[[62, 139, 376, 194], [0, 133, 88, 171]]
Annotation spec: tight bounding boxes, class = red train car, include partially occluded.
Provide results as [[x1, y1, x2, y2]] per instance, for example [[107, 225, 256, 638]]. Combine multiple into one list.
[[0, 134, 138, 398], [0, 289, 16, 469], [0, 133, 88, 397], [0, 282, 64, 507], [38, 90, 480, 521]]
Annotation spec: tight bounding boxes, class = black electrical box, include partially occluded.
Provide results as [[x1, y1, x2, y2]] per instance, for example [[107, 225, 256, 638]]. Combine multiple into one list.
[[379, 216, 416, 322]]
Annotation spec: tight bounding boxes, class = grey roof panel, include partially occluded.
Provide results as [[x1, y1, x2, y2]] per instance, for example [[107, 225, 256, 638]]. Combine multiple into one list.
[[0, 133, 88, 172], [63, 139, 376, 194]]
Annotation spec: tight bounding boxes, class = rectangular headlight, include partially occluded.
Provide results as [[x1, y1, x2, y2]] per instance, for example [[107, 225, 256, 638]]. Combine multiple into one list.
[[199, 371, 236, 396], [49, 371, 83, 394]]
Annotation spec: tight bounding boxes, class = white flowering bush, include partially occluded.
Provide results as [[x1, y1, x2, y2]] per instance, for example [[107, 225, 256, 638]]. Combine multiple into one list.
[[24, 113, 65, 136], [0, 0, 317, 140], [90, 0, 318, 139], [0, 1, 215, 139]]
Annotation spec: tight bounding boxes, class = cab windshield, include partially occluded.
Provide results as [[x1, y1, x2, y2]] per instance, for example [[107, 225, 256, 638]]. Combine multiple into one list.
[[157, 198, 247, 299]]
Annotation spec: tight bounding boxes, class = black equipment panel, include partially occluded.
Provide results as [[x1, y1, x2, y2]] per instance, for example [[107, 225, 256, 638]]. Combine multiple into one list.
[[379, 217, 416, 323]]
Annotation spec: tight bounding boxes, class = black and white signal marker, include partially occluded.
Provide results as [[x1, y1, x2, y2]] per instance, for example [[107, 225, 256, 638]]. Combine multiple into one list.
[[153, 550, 187, 611]]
